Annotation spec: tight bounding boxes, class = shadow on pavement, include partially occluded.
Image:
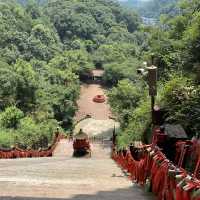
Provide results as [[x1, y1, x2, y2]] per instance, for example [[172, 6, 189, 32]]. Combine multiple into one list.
[[0, 185, 155, 200]]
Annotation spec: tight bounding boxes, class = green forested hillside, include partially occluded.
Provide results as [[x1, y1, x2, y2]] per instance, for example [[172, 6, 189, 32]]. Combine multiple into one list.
[[0, 0, 141, 148], [1, 0, 200, 150], [109, 0, 200, 148], [0, 0, 79, 148]]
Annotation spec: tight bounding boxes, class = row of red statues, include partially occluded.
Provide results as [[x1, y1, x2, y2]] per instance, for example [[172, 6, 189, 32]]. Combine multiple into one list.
[[112, 143, 200, 200], [0, 133, 64, 159]]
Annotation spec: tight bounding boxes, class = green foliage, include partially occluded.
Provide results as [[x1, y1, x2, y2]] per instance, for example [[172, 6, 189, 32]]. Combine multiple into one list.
[[0, 129, 15, 148], [108, 0, 200, 149], [159, 75, 190, 108], [159, 75, 200, 136], [93, 41, 140, 86], [15, 117, 57, 149], [14, 59, 38, 112], [117, 99, 151, 149], [108, 79, 142, 124], [35, 64, 80, 128], [103, 58, 140, 85], [0, 106, 24, 129], [94, 42, 137, 64], [5, 0, 199, 152], [0, 1, 91, 148], [0, 114, 59, 149], [0, 0, 62, 63], [48, 50, 93, 76], [143, 0, 200, 74], [0, 61, 19, 109], [45, 0, 140, 50], [108, 79, 150, 148]]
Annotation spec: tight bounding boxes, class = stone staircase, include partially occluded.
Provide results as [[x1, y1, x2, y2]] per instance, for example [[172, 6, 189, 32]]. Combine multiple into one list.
[[0, 140, 155, 200]]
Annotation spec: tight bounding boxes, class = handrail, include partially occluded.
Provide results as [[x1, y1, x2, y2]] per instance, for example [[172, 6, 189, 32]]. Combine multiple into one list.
[[112, 144, 200, 200], [0, 133, 64, 159]]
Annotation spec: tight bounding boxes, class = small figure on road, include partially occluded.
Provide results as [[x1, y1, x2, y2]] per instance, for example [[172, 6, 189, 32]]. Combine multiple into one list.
[[69, 133, 73, 141], [55, 127, 60, 137]]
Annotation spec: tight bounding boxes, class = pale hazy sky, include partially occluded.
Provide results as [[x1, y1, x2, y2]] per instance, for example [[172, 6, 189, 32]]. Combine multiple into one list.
[[118, 0, 150, 2]]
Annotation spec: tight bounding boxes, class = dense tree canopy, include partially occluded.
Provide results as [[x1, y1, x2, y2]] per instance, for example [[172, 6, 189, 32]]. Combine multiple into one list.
[[1, 0, 200, 151], [0, 0, 141, 148], [115, 0, 200, 149]]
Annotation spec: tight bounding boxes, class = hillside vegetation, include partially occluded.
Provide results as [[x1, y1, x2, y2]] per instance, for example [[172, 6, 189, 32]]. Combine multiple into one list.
[[110, 0, 200, 148], [0, 0, 140, 148], [1, 0, 200, 150]]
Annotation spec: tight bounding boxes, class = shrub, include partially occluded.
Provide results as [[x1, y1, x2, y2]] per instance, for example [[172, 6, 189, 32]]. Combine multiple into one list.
[[0, 106, 24, 129], [159, 75, 200, 136], [15, 117, 58, 149], [117, 99, 151, 149], [108, 79, 143, 126], [0, 129, 16, 148]]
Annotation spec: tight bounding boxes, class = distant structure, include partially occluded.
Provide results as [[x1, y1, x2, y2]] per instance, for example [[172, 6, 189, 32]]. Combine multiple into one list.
[[91, 69, 104, 83], [142, 17, 157, 26]]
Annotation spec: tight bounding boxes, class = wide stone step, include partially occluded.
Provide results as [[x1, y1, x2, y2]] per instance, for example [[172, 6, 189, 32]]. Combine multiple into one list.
[[0, 142, 154, 200]]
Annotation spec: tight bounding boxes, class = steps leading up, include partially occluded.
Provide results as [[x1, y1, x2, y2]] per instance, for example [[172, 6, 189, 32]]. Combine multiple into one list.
[[52, 139, 73, 157], [0, 140, 154, 200]]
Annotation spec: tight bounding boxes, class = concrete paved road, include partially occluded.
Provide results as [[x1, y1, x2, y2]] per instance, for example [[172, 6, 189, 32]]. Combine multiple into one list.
[[0, 141, 154, 200], [75, 84, 113, 121]]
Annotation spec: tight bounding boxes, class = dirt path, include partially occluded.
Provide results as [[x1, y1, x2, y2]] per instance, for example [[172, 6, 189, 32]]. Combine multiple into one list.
[[75, 84, 112, 122], [0, 140, 154, 200]]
